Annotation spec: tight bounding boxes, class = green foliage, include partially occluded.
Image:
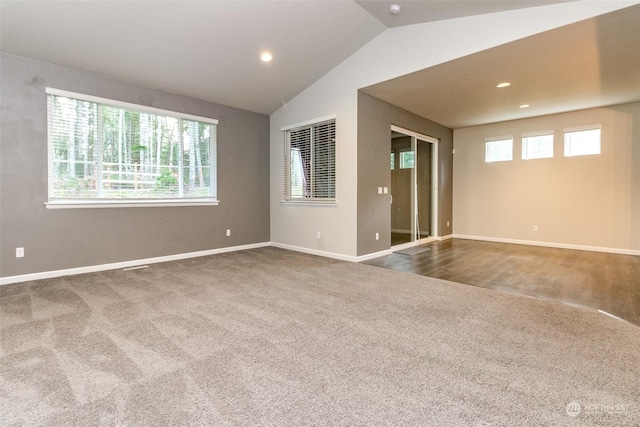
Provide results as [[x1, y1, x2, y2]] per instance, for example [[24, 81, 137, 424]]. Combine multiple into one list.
[[155, 167, 178, 194]]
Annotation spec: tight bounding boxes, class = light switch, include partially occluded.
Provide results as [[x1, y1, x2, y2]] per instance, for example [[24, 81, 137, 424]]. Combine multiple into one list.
[[377, 187, 383, 194], [383, 187, 388, 194]]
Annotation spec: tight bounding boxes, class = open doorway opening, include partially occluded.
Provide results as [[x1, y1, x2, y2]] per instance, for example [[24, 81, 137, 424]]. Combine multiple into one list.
[[390, 125, 438, 249]]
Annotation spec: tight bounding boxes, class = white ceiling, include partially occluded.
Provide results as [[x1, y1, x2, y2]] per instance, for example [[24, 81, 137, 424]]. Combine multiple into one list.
[[2, 1, 638, 128], [362, 3, 640, 128], [354, 0, 576, 27], [0, 1, 386, 115]]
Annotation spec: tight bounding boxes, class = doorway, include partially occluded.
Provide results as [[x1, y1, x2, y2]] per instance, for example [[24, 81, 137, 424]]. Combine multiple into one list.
[[390, 125, 438, 248]]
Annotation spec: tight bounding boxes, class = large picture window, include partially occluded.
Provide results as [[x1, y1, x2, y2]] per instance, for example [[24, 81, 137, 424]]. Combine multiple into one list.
[[282, 117, 336, 202], [46, 88, 217, 207]]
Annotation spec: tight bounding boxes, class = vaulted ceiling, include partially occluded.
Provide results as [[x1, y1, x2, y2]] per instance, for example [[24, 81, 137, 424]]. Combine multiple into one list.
[[362, 3, 640, 128], [2, 1, 638, 128]]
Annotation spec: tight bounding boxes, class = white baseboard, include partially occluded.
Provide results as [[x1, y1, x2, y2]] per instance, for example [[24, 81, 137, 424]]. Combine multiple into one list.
[[355, 249, 394, 262], [11, 233, 618, 286], [270, 242, 362, 262], [0, 242, 271, 285], [452, 234, 640, 256]]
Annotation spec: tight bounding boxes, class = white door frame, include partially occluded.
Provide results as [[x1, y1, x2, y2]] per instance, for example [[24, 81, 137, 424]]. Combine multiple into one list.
[[390, 125, 439, 248]]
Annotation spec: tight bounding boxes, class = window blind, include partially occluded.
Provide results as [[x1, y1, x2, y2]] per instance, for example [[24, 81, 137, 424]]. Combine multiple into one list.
[[283, 118, 335, 201], [46, 89, 217, 204]]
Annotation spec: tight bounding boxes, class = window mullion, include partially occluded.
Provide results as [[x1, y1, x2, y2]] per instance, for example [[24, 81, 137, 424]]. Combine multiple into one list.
[[178, 119, 184, 198], [284, 131, 288, 199], [309, 126, 315, 198], [96, 105, 104, 197]]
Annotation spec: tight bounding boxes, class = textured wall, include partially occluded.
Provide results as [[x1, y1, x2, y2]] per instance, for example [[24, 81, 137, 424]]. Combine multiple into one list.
[[0, 53, 270, 278]]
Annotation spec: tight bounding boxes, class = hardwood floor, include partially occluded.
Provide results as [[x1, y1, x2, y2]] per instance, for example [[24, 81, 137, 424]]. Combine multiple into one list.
[[362, 238, 640, 326]]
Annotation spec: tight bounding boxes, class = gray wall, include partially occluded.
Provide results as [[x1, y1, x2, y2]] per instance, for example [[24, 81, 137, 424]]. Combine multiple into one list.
[[357, 91, 453, 256], [1, 53, 270, 278]]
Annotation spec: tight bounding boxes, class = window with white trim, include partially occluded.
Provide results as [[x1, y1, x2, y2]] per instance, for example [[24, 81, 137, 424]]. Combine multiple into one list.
[[46, 88, 217, 206], [485, 137, 513, 162], [400, 151, 415, 169], [283, 117, 336, 201], [564, 126, 601, 157], [522, 132, 554, 159]]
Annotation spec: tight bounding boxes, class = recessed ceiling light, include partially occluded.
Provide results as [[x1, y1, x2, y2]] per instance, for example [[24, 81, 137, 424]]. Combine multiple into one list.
[[519, 104, 530, 109], [389, 4, 401, 14], [496, 82, 511, 88], [260, 52, 272, 62]]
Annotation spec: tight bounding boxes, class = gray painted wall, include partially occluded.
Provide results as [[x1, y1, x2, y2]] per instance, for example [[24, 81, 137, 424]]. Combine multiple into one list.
[[1, 53, 270, 278], [357, 91, 453, 256]]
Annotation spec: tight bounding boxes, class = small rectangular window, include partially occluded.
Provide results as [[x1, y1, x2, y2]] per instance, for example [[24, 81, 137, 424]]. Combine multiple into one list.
[[522, 133, 554, 159], [564, 126, 601, 157], [400, 151, 415, 169], [485, 137, 513, 162], [283, 117, 336, 201]]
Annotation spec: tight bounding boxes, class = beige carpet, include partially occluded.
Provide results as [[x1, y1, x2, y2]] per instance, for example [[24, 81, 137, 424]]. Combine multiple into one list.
[[1, 247, 638, 426]]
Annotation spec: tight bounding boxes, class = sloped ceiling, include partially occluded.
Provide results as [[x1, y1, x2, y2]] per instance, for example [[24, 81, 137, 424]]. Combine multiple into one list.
[[361, 4, 640, 128], [355, 0, 576, 27], [0, 1, 386, 115], [1, 1, 638, 127]]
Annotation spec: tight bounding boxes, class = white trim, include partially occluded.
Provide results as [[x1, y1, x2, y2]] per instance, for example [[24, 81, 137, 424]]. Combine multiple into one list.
[[280, 114, 336, 132], [0, 242, 270, 285], [355, 249, 394, 262], [521, 129, 554, 138], [280, 200, 338, 207], [484, 135, 513, 142], [390, 125, 436, 143], [452, 234, 640, 256], [0, 235, 458, 285], [390, 125, 439, 242], [270, 242, 359, 262], [46, 87, 219, 125], [563, 124, 602, 133], [45, 199, 220, 209]]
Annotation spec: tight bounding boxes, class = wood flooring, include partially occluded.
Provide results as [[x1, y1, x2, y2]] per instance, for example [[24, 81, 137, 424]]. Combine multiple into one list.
[[362, 238, 640, 326]]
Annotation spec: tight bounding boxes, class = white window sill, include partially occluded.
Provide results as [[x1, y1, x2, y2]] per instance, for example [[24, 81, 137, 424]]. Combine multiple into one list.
[[45, 199, 220, 209], [280, 199, 337, 207]]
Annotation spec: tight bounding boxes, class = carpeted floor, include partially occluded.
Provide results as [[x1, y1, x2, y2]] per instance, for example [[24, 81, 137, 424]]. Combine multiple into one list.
[[1, 247, 638, 426]]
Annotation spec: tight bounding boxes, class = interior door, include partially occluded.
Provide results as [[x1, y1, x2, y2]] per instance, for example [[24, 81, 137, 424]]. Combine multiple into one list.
[[390, 126, 438, 248], [390, 133, 414, 246], [416, 139, 432, 239]]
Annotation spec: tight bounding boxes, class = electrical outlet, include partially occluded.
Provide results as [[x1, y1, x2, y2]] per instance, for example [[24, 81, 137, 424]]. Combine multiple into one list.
[[16, 247, 24, 258], [447, 221, 450, 227], [316, 231, 321, 239], [533, 225, 539, 232], [226, 229, 231, 236], [375, 232, 379, 241]]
